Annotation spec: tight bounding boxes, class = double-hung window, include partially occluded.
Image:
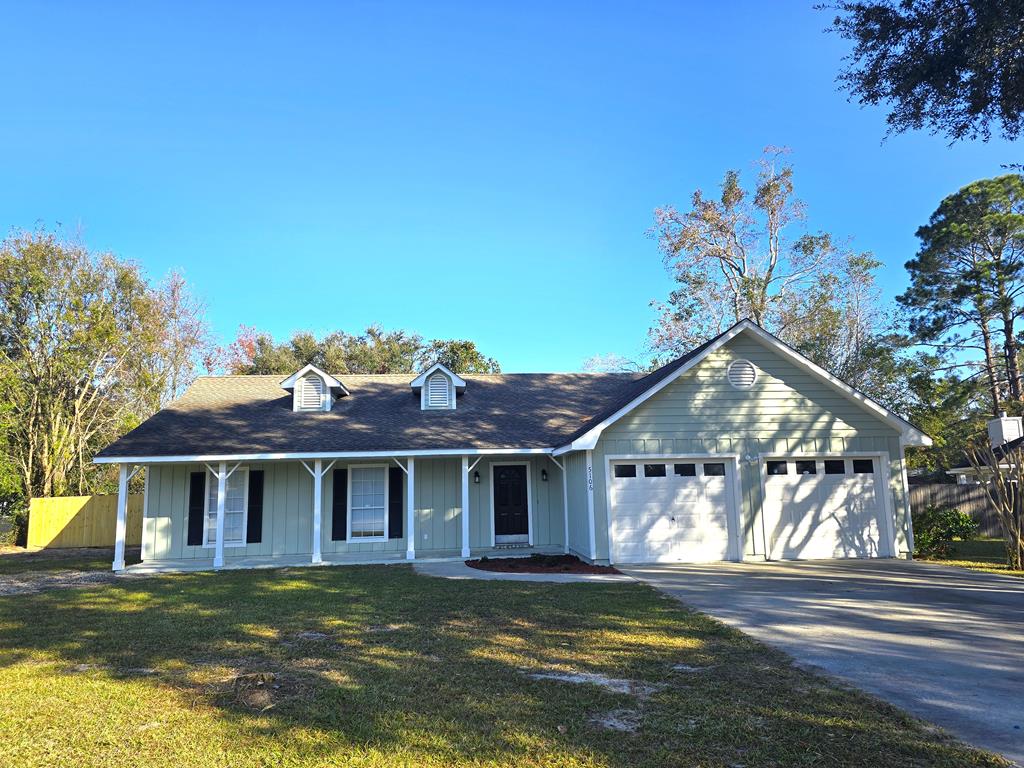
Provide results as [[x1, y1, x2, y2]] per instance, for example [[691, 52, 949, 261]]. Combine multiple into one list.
[[205, 468, 248, 547], [349, 466, 387, 539]]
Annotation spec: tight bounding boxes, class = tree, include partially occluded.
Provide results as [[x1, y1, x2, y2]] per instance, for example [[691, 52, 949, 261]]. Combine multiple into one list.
[[900, 174, 1024, 414], [0, 229, 214, 508], [966, 439, 1024, 570], [226, 325, 501, 375], [825, 0, 1024, 142], [650, 148, 895, 393], [421, 339, 500, 373]]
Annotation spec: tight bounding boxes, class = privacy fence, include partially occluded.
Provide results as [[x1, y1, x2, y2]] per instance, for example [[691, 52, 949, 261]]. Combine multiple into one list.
[[908, 483, 1001, 538], [27, 494, 144, 549]]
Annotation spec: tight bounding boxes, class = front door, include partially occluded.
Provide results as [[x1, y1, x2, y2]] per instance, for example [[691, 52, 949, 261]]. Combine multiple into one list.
[[493, 465, 529, 540]]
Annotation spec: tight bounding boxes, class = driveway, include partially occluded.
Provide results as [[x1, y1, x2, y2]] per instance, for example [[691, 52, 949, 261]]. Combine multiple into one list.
[[623, 560, 1024, 766]]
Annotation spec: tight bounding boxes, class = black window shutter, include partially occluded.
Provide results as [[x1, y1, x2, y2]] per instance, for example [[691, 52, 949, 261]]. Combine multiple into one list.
[[187, 471, 205, 546], [388, 467, 404, 539], [332, 468, 348, 541], [246, 470, 264, 543]]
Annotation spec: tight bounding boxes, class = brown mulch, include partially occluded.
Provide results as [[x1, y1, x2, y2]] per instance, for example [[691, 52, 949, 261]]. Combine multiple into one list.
[[465, 554, 620, 575]]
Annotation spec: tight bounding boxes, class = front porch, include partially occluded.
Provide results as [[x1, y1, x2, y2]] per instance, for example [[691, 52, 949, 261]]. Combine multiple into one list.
[[121, 544, 567, 575], [112, 453, 569, 572]]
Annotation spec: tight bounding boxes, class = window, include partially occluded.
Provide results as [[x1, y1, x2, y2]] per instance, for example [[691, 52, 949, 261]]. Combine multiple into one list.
[[644, 463, 666, 477], [613, 464, 637, 478], [297, 373, 324, 411], [703, 463, 726, 476], [674, 463, 696, 477], [824, 459, 846, 475], [853, 459, 875, 474], [349, 466, 387, 538], [205, 469, 248, 547], [727, 359, 757, 389], [767, 461, 788, 476], [795, 460, 817, 475], [426, 372, 451, 408]]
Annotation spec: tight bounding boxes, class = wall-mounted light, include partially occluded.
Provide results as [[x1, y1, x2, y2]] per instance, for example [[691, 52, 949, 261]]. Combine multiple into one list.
[[473, 470, 480, 484], [541, 468, 548, 482]]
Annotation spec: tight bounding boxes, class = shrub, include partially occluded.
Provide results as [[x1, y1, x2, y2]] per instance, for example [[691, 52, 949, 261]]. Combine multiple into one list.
[[913, 505, 979, 558]]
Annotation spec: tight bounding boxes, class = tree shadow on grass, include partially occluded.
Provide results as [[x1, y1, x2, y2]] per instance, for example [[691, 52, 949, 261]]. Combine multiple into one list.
[[0, 566, 1006, 768]]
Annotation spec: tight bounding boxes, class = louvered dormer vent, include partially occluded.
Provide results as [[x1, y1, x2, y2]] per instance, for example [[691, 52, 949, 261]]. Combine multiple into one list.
[[426, 372, 451, 408], [297, 373, 324, 410]]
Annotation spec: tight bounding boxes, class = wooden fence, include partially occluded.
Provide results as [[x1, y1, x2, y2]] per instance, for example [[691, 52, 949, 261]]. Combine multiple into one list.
[[27, 494, 144, 549], [908, 483, 1002, 538]]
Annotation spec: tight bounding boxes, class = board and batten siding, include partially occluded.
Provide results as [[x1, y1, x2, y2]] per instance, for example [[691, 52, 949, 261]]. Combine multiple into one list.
[[142, 456, 565, 563], [589, 335, 911, 563], [564, 451, 591, 559]]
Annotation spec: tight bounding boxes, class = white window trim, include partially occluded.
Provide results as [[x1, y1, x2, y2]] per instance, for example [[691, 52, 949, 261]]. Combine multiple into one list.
[[346, 463, 390, 543], [488, 461, 533, 547], [202, 467, 249, 549]]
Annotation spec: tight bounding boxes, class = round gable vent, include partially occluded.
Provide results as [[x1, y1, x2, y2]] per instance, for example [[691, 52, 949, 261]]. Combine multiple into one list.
[[727, 359, 757, 389]]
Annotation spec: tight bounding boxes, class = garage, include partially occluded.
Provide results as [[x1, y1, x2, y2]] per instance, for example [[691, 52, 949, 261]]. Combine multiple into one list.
[[761, 456, 893, 560], [608, 459, 739, 564]]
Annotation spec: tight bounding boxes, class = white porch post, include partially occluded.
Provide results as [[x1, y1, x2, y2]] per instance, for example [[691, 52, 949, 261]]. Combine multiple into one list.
[[112, 463, 129, 571], [214, 460, 227, 568], [585, 450, 597, 561], [406, 457, 416, 560], [461, 456, 471, 558], [312, 458, 323, 564]]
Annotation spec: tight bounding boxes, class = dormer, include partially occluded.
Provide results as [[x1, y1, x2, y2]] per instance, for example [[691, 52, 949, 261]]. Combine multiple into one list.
[[280, 364, 349, 412], [410, 363, 466, 410]]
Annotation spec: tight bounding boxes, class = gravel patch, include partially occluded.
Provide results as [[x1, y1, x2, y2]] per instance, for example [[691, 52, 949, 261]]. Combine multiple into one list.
[[0, 569, 121, 596]]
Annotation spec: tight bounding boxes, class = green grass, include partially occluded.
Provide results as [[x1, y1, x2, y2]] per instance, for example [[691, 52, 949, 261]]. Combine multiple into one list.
[[921, 539, 1024, 578], [0, 566, 1006, 767]]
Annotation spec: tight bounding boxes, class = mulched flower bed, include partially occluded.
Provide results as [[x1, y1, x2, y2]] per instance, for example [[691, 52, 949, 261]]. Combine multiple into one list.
[[465, 554, 620, 574]]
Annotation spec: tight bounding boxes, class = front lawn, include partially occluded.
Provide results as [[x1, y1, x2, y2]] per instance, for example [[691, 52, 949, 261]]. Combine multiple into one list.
[[0, 565, 1005, 767], [921, 539, 1024, 578]]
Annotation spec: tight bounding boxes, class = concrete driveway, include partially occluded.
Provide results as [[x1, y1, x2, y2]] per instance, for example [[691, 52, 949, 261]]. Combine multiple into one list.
[[623, 560, 1024, 766]]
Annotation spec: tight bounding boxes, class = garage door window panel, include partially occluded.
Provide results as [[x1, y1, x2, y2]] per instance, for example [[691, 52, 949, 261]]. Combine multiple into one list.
[[703, 463, 726, 477], [674, 463, 696, 477], [767, 461, 788, 476], [644, 464, 666, 477], [795, 460, 817, 475], [824, 460, 846, 475], [853, 459, 875, 474], [614, 464, 637, 478]]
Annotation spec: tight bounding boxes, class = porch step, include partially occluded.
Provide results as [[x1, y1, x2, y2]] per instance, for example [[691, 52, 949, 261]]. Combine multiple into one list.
[[493, 543, 532, 550]]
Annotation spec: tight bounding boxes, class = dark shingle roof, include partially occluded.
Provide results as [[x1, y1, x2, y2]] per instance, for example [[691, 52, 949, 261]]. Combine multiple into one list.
[[95, 371, 654, 458], [950, 435, 1023, 470]]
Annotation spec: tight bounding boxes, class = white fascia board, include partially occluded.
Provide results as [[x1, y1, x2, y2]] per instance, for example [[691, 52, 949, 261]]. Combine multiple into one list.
[[554, 320, 932, 453], [279, 364, 349, 395], [94, 447, 554, 465], [409, 362, 467, 390], [556, 322, 751, 453]]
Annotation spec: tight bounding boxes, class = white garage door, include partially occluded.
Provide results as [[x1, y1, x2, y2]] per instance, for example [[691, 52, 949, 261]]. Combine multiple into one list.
[[762, 457, 893, 560], [609, 459, 738, 564]]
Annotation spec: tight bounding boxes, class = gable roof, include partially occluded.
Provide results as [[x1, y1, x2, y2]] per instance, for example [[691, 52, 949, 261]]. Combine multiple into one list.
[[410, 362, 466, 390], [554, 319, 931, 452], [94, 320, 930, 463]]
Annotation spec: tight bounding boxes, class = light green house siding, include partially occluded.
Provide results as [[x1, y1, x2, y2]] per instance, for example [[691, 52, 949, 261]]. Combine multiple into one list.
[[141, 456, 565, 564], [581, 335, 911, 563], [564, 451, 591, 559]]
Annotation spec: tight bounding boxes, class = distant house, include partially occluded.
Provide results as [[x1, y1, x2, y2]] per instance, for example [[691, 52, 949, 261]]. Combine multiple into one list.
[[96, 320, 930, 572], [947, 414, 1023, 483]]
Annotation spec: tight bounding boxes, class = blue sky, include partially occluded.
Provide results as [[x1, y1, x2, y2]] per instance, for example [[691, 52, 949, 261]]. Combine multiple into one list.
[[0, 1, 1015, 371]]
